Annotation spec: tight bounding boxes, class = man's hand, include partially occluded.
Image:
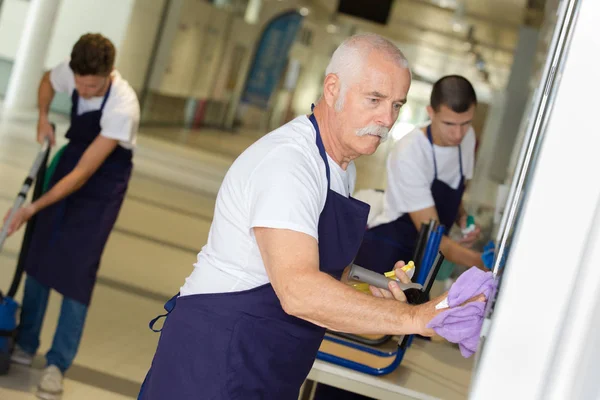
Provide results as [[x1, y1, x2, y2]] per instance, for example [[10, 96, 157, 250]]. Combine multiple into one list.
[[412, 292, 487, 336], [37, 117, 55, 146], [3, 204, 36, 236], [458, 214, 481, 247], [368, 261, 410, 301]]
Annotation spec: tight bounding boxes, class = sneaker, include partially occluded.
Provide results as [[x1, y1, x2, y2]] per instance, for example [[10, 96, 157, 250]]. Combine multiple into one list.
[[36, 365, 63, 400], [10, 345, 34, 366]]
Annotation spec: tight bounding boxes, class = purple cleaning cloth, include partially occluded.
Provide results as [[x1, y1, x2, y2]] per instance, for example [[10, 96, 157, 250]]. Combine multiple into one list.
[[447, 267, 495, 307], [427, 301, 485, 357], [426, 267, 496, 358]]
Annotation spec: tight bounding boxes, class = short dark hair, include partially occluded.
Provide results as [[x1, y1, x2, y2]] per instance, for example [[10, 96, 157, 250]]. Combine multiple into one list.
[[69, 33, 115, 76], [430, 75, 477, 113]]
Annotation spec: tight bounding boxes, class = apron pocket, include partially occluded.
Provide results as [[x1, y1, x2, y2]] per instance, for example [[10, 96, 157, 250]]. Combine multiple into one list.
[[145, 305, 237, 400], [226, 315, 322, 400]]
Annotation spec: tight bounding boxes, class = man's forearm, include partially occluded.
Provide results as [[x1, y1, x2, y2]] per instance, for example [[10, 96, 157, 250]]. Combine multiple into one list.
[[281, 270, 432, 336], [440, 236, 484, 269], [31, 168, 87, 214], [38, 72, 55, 119], [257, 228, 438, 336]]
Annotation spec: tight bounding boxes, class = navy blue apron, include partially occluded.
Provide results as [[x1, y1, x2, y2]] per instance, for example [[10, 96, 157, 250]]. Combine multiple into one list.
[[353, 125, 465, 274], [24, 83, 133, 305], [138, 110, 370, 400]]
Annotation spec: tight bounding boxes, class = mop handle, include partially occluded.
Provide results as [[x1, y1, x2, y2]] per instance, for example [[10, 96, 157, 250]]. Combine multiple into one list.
[[0, 137, 51, 252]]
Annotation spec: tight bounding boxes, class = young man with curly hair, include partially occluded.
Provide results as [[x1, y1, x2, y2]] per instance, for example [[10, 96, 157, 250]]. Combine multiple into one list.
[[4, 33, 139, 399]]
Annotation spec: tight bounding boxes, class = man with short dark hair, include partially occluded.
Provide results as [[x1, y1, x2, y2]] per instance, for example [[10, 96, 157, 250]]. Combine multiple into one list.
[[4, 33, 139, 398], [354, 75, 485, 275]]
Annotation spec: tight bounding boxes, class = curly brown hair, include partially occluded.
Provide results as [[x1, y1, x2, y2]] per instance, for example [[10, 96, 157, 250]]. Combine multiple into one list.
[[69, 33, 115, 76]]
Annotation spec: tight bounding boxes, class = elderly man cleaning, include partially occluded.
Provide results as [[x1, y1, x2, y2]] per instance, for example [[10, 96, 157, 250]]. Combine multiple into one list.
[[138, 33, 486, 399]]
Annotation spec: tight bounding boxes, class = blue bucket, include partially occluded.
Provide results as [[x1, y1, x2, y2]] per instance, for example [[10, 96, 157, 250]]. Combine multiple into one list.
[[0, 296, 18, 352]]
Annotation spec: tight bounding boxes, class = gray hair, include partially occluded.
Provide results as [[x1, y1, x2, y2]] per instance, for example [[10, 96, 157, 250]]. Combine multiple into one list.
[[325, 33, 410, 111]]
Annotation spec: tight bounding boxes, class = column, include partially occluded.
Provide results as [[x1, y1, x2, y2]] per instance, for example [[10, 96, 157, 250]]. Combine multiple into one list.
[[3, 0, 63, 115]]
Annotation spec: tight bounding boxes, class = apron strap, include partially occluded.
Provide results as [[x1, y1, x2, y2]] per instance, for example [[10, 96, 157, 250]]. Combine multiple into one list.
[[149, 293, 179, 333], [309, 104, 331, 186], [71, 89, 79, 115], [71, 80, 113, 115], [100, 81, 113, 110], [426, 125, 439, 179], [458, 144, 464, 177], [426, 125, 465, 179]]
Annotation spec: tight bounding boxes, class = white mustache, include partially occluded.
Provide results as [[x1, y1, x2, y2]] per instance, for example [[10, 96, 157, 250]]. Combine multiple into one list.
[[356, 124, 390, 142]]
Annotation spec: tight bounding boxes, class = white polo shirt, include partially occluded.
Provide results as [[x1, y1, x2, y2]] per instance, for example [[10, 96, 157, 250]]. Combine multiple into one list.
[[369, 126, 476, 228], [50, 60, 139, 149], [180, 116, 356, 295]]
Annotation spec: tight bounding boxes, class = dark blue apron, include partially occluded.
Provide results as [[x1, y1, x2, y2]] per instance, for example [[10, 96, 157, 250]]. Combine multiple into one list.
[[138, 111, 370, 400], [24, 83, 133, 305], [353, 125, 465, 274]]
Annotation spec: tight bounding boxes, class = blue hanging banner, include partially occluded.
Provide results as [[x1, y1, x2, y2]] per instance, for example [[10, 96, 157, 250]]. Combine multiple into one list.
[[241, 11, 303, 109]]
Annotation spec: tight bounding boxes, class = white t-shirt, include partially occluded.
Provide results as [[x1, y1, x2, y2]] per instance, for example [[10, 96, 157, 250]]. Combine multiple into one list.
[[50, 61, 140, 149], [369, 126, 475, 228], [180, 116, 356, 295]]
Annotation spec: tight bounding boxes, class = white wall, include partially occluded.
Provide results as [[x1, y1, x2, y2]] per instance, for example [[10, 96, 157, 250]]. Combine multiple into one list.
[[0, 0, 29, 61], [468, 89, 507, 210], [0, 0, 135, 68], [148, 0, 185, 92], [190, 6, 231, 99], [210, 17, 258, 102], [46, 0, 135, 69], [154, 0, 209, 97], [147, 0, 232, 98], [289, 22, 336, 116], [116, 0, 168, 92]]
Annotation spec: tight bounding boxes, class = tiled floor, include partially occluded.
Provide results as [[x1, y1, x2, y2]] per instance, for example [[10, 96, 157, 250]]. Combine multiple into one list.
[[0, 114, 471, 399]]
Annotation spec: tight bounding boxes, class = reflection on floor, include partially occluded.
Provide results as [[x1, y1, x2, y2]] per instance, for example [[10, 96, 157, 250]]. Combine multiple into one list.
[[0, 116, 469, 399]]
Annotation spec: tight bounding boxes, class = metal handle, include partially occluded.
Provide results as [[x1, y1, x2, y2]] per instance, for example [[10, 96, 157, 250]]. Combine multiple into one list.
[[348, 264, 423, 291], [0, 137, 51, 252]]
